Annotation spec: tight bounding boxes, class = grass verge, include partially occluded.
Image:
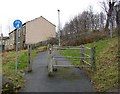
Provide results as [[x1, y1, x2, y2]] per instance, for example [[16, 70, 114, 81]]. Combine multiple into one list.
[[2, 46, 47, 92]]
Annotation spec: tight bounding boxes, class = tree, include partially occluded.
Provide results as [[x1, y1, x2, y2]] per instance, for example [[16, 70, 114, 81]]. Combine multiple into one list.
[[73, 16, 79, 33], [99, 12, 106, 31], [78, 11, 90, 32], [88, 5, 94, 31], [48, 37, 58, 45], [100, 0, 117, 32], [115, 1, 120, 27]]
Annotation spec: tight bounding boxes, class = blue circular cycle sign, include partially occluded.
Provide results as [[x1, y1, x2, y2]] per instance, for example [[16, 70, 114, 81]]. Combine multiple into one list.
[[13, 20, 22, 29]]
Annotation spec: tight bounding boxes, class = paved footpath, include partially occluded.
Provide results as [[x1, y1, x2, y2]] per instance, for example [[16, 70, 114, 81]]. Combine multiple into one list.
[[21, 51, 94, 92]]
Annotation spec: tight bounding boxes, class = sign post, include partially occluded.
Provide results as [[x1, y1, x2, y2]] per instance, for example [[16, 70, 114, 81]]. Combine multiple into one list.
[[13, 20, 22, 72]]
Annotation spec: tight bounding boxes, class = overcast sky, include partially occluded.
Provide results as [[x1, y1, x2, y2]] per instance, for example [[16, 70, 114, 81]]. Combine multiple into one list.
[[0, 0, 102, 36]]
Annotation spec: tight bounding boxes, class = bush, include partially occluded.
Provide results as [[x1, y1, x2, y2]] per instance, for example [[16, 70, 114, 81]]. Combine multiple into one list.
[[48, 38, 58, 45], [61, 31, 108, 46]]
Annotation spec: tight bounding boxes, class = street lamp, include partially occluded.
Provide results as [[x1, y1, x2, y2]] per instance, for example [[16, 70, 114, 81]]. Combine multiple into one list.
[[58, 9, 61, 47]]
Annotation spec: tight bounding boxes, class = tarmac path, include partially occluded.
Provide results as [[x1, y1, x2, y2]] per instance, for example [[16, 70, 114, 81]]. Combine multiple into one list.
[[21, 51, 94, 92]]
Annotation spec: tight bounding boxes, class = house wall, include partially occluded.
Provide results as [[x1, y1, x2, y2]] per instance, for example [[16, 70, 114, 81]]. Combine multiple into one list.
[[18, 25, 26, 50], [5, 38, 10, 51], [0, 36, 10, 51], [26, 16, 56, 44], [18, 28, 23, 50], [12, 25, 26, 50], [9, 32, 15, 50], [4, 16, 56, 51]]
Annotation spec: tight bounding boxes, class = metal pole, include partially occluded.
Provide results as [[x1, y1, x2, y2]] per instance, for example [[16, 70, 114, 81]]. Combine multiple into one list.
[[58, 9, 61, 47], [16, 29, 18, 72]]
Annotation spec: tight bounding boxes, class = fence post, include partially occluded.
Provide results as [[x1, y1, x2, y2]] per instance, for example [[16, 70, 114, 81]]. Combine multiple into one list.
[[91, 47, 96, 71], [80, 45, 84, 64], [28, 44, 32, 72], [47, 44, 50, 69], [49, 54, 53, 73], [48, 45, 53, 76], [50, 45, 53, 73], [1, 34, 3, 53]]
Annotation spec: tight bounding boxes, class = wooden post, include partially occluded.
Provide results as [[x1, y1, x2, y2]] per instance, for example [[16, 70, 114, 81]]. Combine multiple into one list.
[[28, 44, 32, 72], [48, 44, 52, 54], [1, 34, 3, 53], [90, 47, 96, 71], [47, 44, 52, 70], [49, 55, 53, 73], [80, 45, 84, 64], [47, 44, 50, 68], [49, 45, 53, 73], [48, 45, 54, 76]]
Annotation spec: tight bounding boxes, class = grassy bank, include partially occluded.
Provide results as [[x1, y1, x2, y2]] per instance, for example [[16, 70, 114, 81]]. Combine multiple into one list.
[[61, 37, 118, 92], [2, 46, 47, 92]]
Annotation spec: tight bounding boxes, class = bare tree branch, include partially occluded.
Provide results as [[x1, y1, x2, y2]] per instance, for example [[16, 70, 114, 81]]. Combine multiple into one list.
[[99, 1, 109, 13]]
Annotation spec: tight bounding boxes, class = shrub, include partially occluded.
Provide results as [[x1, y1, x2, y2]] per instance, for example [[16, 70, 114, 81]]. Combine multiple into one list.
[[61, 31, 108, 46]]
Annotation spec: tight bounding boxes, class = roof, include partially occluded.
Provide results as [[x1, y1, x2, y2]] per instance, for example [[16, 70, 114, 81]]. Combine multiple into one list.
[[26, 16, 56, 27], [9, 23, 26, 35], [0, 36, 9, 40], [9, 28, 17, 35]]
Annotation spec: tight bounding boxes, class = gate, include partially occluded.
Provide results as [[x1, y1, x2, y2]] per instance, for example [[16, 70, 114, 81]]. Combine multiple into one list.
[[47, 45, 96, 75]]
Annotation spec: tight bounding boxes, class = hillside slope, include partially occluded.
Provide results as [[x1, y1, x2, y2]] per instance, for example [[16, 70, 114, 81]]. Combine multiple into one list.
[[86, 37, 118, 91], [61, 36, 118, 91]]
